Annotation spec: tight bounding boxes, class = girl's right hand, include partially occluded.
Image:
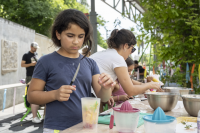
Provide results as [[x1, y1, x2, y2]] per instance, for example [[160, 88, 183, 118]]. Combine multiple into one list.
[[119, 95, 129, 101], [55, 85, 76, 102]]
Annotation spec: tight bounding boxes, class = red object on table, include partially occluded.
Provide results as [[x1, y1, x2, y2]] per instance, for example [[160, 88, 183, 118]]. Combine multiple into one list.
[[109, 115, 114, 129]]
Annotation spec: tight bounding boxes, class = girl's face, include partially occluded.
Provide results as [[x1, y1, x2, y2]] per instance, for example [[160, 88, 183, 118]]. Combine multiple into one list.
[[128, 64, 134, 75], [56, 23, 85, 56]]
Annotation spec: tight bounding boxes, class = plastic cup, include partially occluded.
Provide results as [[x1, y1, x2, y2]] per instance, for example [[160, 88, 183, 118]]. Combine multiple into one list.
[[81, 97, 100, 129]]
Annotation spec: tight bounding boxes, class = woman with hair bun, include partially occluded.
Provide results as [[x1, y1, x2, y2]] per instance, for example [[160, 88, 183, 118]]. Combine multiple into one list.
[[90, 29, 161, 97]]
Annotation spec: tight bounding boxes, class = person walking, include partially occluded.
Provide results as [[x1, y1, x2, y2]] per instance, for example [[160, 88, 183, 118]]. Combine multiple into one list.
[[21, 42, 40, 84]]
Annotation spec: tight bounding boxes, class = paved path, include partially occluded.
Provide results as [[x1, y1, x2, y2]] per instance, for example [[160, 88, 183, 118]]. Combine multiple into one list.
[[0, 103, 44, 133]]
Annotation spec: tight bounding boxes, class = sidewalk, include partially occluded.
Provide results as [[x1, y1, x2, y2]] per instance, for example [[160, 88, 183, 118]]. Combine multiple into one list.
[[0, 103, 44, 133]]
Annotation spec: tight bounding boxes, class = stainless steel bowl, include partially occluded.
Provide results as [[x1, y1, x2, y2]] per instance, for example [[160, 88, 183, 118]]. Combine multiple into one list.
[[182, 94, 200, 117], [145, 92, 179, 112], [163, 87, 192, 100]]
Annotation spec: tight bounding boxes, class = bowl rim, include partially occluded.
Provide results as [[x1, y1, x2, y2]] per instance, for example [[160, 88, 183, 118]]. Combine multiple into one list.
[[182, 94, 200, 99], [145, 92, 179, 96], [162, 87, 192, 90]]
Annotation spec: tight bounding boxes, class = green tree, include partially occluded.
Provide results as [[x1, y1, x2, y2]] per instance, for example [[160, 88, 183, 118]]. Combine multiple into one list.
[[97, 15, 108, 49], [136, 0, 200, 65], [135, 0, 200, 93], [0, 0, 88, 36], [0, 0, 108, 49], [97, 30, 107, 49]]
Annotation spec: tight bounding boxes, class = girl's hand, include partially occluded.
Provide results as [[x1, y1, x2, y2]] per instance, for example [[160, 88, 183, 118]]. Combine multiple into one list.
[[107, 97, 115, 107], [119, 95, 129, 101], [55, 85, 76, 102], [147, 76, 153, 82], [128, 96, 134, 99], [98, 73, 115, 89]]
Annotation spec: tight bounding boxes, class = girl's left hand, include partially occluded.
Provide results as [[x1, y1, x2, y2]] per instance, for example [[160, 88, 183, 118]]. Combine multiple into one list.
[[98, 73, 116, 89], [107, 97, 114, 107], [102, 97, 115, 107]]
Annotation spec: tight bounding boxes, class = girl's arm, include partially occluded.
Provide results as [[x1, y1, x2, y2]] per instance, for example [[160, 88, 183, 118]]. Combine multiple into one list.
[[92, 73, 115, 102], [28, 78, 76, 105], [114, 67, 160, 96], [113, 95, 129, 102]]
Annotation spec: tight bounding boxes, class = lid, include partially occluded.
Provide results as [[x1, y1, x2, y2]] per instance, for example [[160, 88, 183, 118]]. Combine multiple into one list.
[[143, 107, 176, 123], [113, 101, 140, 113]]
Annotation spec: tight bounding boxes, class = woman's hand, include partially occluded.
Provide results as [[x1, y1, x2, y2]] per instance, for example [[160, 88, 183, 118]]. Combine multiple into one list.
[[98, 73, 116, 89], [156, 88, 164, 92], [55, 85, 76, 102], [148, 82, 162, 91]]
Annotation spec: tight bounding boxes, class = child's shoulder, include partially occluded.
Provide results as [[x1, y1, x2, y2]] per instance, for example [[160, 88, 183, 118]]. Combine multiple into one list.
[[39, 51, 57, 61], [83, 56, 97, 65]]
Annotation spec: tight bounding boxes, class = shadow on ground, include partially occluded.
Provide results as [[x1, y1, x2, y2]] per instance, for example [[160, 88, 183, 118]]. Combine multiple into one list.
[[0, 112, 43, 133]]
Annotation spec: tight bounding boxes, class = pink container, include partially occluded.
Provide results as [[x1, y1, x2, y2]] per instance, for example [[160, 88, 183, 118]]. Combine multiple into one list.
[[112, 101, 140, 133]]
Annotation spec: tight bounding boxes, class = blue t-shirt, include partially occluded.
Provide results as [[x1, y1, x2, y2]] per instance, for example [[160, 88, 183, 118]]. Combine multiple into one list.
[[32, 51, 100, 130]]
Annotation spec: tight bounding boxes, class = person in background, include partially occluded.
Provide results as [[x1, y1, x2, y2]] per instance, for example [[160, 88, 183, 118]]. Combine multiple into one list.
[[90, 29, 161, 98], [81, 47, 91, 57], [28, 9, 115, 132], [133, 60, 146, 80], [26, 81, 42, 123], [143, 62, 146, 69], [112, 57, 155, 105], [21, 42, 40, 84]]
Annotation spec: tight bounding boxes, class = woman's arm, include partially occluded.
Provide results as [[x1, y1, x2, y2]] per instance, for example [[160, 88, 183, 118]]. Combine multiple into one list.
[[131, 79, 143, 85], [28, 78, 76, 105], [92, 73, 115, 102], [114, 67, 160, 96]]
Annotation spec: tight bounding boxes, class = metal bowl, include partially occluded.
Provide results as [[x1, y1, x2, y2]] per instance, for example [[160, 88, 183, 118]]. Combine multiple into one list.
[[145, 92, 179, 112], [162, 87, 192, 100], [182, 94, 200, 117]]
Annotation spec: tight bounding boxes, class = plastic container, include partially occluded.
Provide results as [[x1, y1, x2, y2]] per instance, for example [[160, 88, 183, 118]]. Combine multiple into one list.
[[81, 97, 100, 129], [198, 110, 200, 133], [112, 101, 140, 133], [143, 107, 176, 133]]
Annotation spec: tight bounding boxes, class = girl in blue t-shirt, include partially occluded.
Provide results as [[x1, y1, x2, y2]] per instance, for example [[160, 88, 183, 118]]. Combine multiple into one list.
[[27, 9, 115, 132]]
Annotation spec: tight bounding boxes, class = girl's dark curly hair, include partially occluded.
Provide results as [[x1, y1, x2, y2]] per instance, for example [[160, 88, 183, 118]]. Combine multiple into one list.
[[51, 9, 93, 58]]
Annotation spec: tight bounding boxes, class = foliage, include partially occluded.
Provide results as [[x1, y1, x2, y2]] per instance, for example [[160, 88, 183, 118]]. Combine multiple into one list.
[[97, 15, 108, 49], [0, 0, 108, 49], [142, 53, 153, 66], [97, 30, 107, 49], [135, 0, 200, 93], [160, 64, 200, 94], [0, 0, 88, 36], [137, 0, 200, 65]]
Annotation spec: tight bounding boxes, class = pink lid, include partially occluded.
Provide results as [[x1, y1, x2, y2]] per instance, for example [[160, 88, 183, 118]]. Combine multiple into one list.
[[113, 101, 140, 113]]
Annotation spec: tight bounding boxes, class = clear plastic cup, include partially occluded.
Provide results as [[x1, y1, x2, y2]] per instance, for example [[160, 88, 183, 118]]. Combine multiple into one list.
[[81, 97, 100, 129]]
